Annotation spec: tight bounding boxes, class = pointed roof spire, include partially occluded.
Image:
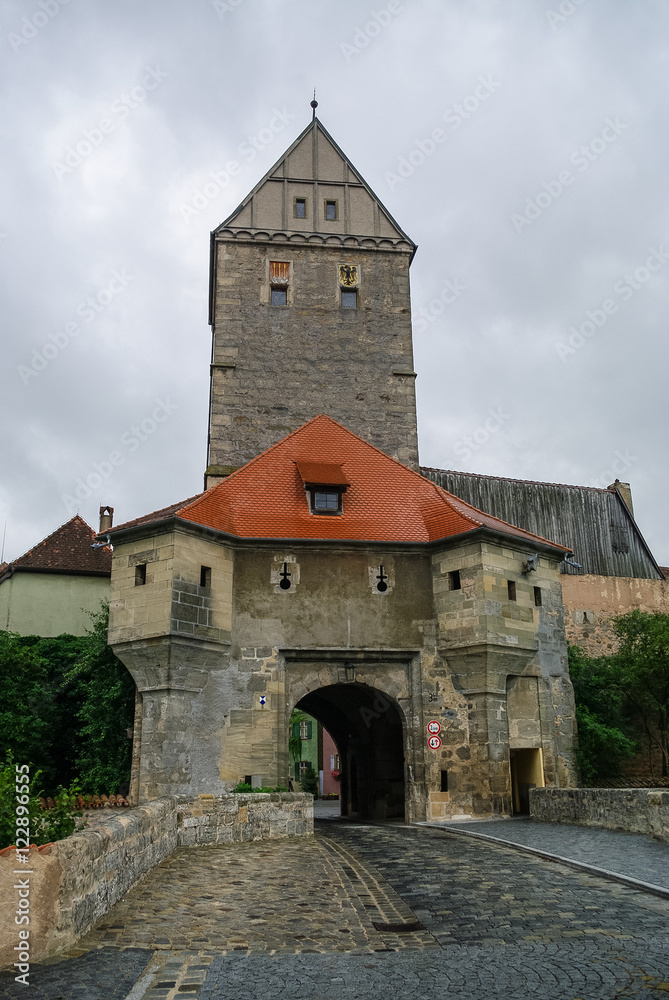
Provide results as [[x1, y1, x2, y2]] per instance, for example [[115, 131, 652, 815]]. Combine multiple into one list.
[[310, 89, 318, 121]]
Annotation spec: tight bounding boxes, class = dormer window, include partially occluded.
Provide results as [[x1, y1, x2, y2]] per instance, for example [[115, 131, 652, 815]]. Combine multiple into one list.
[[311, 490, 342, 514], [296, 460, 350, 516]]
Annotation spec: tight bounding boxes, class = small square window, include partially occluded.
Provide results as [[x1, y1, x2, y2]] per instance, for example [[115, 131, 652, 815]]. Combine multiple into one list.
[[135, 564, 146, 586], [294, 197, 307, 219], [200, 566, 211, 588], [341, 290, 357, 309], [507, 580, 516, 601], [271, 287, 287, 306], [448, 570, 461, 591], [324, 200, 338, 221], [313, 491, 341, 512], [298, 760, 309, 778]]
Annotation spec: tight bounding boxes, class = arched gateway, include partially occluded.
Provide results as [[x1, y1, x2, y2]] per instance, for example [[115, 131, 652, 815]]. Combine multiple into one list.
[[286, 656, 415, 820], [296, 684, 405, 821]]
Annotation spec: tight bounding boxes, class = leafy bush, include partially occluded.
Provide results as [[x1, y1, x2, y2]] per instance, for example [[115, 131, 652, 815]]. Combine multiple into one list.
[[231, 783, 290, 793], [0, 752, 84, 850], [574, 705, 637, 786], [300, 765, 318, 796], [0, 604, 134, 796]]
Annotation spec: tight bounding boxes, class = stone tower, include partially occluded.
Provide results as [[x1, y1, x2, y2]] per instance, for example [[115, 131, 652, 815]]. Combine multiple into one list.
[[205, 117, 420, 486]]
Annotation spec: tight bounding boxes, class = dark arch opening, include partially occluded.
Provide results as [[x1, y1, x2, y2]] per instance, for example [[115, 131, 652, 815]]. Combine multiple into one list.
[[296, 683, 405, 821]]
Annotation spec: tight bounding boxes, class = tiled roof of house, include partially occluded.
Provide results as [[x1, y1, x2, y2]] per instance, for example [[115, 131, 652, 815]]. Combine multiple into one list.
[[110, 416, 571, 552], [3, 516, 112, 577]]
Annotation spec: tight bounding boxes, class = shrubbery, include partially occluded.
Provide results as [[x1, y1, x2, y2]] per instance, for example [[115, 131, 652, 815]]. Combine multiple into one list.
[[0, 752, 84, 850], [0, 603, 134, 797]]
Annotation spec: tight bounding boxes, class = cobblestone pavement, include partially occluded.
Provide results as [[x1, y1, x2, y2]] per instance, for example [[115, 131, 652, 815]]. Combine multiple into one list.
[[428, 817, 669, 889], [1, 822, 669, 999]]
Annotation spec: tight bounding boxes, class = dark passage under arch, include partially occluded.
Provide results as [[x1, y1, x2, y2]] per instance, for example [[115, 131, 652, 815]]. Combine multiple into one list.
[[296, 683, 405, 821]]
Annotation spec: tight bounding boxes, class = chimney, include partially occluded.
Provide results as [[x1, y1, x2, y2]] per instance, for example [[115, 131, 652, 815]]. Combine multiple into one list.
[[608, 480, 634, 518], [99, 506, 114, 533]]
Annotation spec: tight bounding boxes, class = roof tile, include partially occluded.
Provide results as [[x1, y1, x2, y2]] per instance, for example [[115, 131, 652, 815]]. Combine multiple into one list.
[[111, 416, 571, 552]]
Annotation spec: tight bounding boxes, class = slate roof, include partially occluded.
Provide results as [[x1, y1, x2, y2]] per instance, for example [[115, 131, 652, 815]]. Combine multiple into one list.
[[421, 467, 664, 579], [109, 416, 571, 552], [0, 516, 112, 580]]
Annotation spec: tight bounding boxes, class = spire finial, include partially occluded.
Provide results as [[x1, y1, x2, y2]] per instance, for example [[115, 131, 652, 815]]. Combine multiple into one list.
[[310, 89, 318, 121]]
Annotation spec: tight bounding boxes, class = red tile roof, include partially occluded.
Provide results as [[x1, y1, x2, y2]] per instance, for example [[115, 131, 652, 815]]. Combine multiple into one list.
[[110, 416, 571, 552], [3, 516, 111, 577]]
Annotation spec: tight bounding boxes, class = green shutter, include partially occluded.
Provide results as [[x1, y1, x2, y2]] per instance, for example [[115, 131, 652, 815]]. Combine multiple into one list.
[[307, 721, 312, 739], [292, 722, 299, 738], [294, 762, 299, 780]]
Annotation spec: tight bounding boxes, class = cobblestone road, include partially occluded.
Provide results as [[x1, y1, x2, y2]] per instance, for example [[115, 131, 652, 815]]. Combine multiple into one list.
[[429, 817, 669, 889], [1, 821, 668, 999]]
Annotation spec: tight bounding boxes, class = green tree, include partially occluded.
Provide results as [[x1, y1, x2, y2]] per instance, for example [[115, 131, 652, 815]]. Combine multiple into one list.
[[64, 604, 135, 794], [568, 644, 637, 785], [0, 603, 135, 796], [610, 610, 669, 778]]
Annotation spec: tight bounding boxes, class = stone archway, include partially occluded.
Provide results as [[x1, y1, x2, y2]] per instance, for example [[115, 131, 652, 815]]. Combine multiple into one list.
[[296, 683, 406, 821]]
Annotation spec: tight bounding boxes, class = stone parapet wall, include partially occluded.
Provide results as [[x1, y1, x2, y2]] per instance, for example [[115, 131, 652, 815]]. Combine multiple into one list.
[[0, 793, 312, 967], [530, 787, 669, 843]]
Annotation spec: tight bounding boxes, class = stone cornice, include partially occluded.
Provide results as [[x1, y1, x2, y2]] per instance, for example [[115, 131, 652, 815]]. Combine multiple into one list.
[[213, 227, 415, 254]]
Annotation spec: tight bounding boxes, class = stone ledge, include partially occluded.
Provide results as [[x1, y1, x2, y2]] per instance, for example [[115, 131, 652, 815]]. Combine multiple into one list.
[[530, 787, 669, 843]]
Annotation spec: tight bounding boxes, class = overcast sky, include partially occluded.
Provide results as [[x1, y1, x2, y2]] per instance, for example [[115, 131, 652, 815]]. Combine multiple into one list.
[[2, 0, 668, 566]]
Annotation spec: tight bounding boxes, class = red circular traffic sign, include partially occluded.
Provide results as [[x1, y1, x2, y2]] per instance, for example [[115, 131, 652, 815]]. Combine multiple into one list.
[[427, 720, 441, 735], [428, 735, 442, 750]]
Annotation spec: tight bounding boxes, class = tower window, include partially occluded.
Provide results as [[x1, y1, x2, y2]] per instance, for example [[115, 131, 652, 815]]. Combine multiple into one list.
[[324, 199, 338, 221], [200, 566, 211, 588], [269, 261, 289, 306], [294, 197, 307, 219], [440, 770, 449, 792], [507, 580, 517, 601], [341, 289, 357, 309], [448, 570, 461, 591], [135, 564, 146, 586], [534, 586, 542, 607]]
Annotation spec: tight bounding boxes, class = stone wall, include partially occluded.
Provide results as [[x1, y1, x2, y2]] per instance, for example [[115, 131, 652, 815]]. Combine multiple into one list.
[[0, 793, 312, 967], [530, 787, 669, 843], [208, 242, 419, 472], [561, 573, 668, 655]]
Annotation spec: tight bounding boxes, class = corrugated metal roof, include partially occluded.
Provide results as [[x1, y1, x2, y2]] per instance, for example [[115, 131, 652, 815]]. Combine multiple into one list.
[[420, 468, 663, 579]]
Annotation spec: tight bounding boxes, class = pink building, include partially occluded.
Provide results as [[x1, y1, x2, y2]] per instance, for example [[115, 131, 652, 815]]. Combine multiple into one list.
[[322, 727, 340, 797]]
